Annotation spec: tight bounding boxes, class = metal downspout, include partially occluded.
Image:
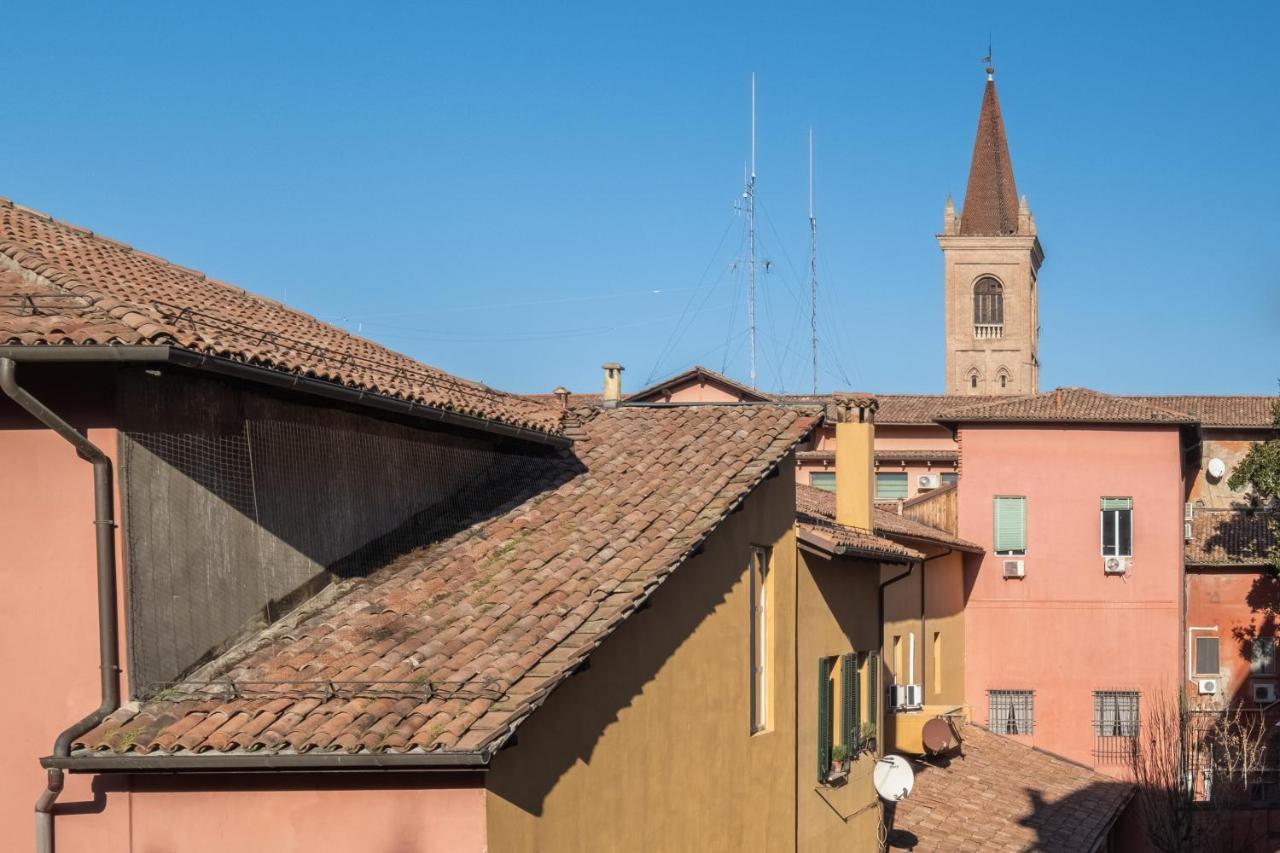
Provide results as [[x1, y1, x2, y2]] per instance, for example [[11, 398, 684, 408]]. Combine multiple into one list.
[[0, 359, 121, 853]]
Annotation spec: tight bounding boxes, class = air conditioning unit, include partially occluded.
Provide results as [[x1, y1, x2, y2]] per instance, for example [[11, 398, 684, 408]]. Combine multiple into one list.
[[1103, 556, 1130, 575], [1002, 559, 1025, 578], [917, 473, 941, 491], [892, 684, 923, 709], [1197, 678, 1217, 696], [1253, 683, 1277, 704]]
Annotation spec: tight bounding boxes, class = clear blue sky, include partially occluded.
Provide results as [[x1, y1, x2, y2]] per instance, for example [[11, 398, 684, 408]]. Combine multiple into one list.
[[4, 2, 1276, 395]]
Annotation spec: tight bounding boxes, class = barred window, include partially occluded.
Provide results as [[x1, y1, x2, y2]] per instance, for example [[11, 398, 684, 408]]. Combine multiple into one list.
[[1094, 690, 1140, 763], [989, 690, 1033, 735]]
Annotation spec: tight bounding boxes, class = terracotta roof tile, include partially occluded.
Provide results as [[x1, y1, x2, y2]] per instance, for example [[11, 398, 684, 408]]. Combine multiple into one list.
[[796, 483, 981, 553], [1186, 508, 1279, 566], [890, 724, 1133, 852], [76, 404, 819, 758], [0, 198, 560, 435], [937, 388, 1195, 425], [959, 80, 1021, 237], [1127, 396, 1280, 429]]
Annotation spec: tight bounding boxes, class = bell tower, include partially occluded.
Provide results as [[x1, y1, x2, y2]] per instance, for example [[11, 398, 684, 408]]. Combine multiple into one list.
[[939, 64, 1043, 396]]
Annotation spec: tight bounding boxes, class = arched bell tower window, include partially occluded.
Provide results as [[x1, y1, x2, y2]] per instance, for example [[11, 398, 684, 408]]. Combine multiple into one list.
[[973, 277, 1004, 339], [997, 368, 1010, 390], [968, 369, 980, 390]]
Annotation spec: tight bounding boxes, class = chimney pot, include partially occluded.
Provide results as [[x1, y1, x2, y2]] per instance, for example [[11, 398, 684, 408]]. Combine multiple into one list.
[[832, 394, 878, 530], [552, 386, 570, 411], [602, 363, 624, 408]]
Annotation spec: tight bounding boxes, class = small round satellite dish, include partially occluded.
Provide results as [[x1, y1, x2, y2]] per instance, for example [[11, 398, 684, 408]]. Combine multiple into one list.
[[873, 754, 915, 802], [1207, 458, 1226, 480], [922, 717, 955, 754]]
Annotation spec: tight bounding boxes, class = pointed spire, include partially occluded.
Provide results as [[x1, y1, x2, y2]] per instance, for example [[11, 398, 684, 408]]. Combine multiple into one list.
[[958, 74, 1020, 236]]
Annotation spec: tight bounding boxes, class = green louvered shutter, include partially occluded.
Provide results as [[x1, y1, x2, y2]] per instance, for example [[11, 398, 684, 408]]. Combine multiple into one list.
[[994, 496, 1027, 552], [817, 658, 832, 781], [842, 653, 858, 751], [1100, 497, 1133, 511], [867, 650, 879, 739]]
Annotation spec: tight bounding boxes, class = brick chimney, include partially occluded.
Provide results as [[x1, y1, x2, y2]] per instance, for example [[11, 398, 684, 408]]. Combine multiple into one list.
[[552, 386, 571, 411], [602, 363, 624, 408], [833, 394, 877, 530]]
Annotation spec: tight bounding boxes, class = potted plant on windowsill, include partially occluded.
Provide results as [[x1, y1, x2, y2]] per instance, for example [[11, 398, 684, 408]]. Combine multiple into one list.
[[827, 744, 852, 784], [858, 722, 877, 756]]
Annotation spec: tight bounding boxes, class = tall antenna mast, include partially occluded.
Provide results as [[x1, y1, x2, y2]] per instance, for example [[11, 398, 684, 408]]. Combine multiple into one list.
[[746, 72, 759, 388], [808, 127, 819, 395]]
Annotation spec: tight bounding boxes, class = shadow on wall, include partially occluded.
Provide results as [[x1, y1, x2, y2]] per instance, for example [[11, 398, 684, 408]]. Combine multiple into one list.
[[486, 510, 782, 820]]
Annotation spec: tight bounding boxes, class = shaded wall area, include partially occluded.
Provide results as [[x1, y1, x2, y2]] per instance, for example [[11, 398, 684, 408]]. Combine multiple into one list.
[[118, 366, 555, 694], [882, 549, 968, 710], [485, 468, 800, 852]]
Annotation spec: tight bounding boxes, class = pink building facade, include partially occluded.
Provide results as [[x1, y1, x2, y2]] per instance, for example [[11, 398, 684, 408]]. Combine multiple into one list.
[[954, 411, 1187, 772]]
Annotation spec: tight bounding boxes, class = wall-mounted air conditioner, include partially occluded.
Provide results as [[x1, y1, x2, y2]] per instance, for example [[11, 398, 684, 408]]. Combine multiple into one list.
[[1002, 559, 1025, 579], [1197, 678, 1217, 696], [1103, 556, 1130, 575], [917, 474, 941, 491], [1254, 683, 1277, 704], [892, 684, 923, 709]]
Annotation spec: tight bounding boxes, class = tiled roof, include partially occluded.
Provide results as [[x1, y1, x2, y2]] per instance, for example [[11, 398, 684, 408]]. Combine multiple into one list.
[[75, 404, 819, 759], [796, 449, 958, 464], [1128, 396, 1280, 429], [959, 79, 1021, 237], [872, 395, 1002, 425], [795, 484, 980, 554], [795, 521, 923, 564], [890, 724, 1133, 853], [937, 388, 1195, 425], [1186, 508, 1279, 566], [0, 198, 561, 435], [628, 365, 771, 403]]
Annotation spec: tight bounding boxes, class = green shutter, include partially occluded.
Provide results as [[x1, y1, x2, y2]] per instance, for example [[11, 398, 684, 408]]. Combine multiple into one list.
[[875, 472, 909, 500], [810, 472, 836, 492], [1100, 497, 1133, 511], [994, 496, 1027, 552], [817, 658, 832, 781], [841, 653, 858, 752], [867, 650, 879, 737]]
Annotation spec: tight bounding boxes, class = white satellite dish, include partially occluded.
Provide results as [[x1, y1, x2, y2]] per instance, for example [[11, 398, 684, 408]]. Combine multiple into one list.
[[1207, 458, 1226, 480], [873, 754, 915, 802]]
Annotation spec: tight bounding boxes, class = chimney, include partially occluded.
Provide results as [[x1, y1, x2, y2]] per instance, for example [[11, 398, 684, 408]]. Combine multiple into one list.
[[602, 363, 624, 408], [833, 394, 877, 530], [552, 386, 571, 411]]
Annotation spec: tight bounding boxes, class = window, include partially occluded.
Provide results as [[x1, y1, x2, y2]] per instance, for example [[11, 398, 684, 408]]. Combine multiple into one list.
[[988, 690, 1033, 735], [969, 371, 979, 389], [876, 472, 908, 500], [999, 372, 1008, 389], [749, 547, 772, 733], [1094, 690, 1140, 763], [973, 277, 1004, 333], [892, 635, 902, 680], [1195, 636, 1220, 677], [933, 632, 943, 694], [1252, 637, 1276, 676], [1100, 498, 1133, 557], [941, 472, 958, 487], [994, 496, 1027, 555], [809, 471, 835, 493], [817, 652, 874, 782]]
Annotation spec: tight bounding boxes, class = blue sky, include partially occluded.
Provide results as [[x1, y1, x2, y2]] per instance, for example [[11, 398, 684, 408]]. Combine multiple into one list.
[[4, 2, 1276, 395]]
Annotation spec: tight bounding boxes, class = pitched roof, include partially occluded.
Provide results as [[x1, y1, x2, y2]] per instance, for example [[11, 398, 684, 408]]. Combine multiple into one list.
[[890, 724, 1133, 852], [1127, 396, 1280, 429], [0, 197, 561, 436], [74, 404, 819, 759], [795, 483, 980, 554], [628, 365, 771, 403], [1186, 508, 1278, 567], [937, 388, 1196, 425], [959, 79, 1021, 237], [871, 395, 1004, 425]]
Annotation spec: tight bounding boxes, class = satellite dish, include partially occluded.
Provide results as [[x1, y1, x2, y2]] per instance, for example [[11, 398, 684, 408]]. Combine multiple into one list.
[[873, 754, 915, 802], [1207, 458, 1226, 480], [922, 717, 956, 754]]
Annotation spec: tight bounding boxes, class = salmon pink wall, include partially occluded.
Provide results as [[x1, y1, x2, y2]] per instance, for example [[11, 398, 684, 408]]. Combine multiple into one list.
[[1186, 570, 1278, 706], [654, 380, 742, 403], [958, 424, 1184, 772], [874, 424, 956, 452]]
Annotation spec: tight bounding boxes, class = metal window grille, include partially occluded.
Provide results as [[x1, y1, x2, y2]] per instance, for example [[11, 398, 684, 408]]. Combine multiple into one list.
[[988, 690, 1034, 735], [1093, 690, 1140, 763]]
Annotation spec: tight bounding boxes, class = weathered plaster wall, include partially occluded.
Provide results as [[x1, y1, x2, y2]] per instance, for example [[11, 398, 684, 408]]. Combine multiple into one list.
[[958, 424, 1183, 772], [485, 465, 802, 852], [1186, 570, 1279, 706], [1191, 429, 1273, 508], [795, 549, 883, 853]]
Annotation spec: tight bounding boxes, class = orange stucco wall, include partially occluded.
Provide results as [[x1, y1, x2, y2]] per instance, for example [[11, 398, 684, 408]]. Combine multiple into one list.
[[957, 424, 1183, 772], [1186, 570, 1279, 706]]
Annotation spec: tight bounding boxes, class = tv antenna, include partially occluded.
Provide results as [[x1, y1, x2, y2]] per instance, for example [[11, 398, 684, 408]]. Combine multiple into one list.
[[746, 72, 759, 388], [808, 127, 819, 395]]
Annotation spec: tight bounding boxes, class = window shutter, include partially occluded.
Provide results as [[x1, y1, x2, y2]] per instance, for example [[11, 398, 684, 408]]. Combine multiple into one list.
[[994, 497, 1027, 552], [817, 658, 832, 781], [1100, 497, 1133, 511], [842, 653, 858, 751], [867, 650, 879, 733], [748, 554, 758, 732]]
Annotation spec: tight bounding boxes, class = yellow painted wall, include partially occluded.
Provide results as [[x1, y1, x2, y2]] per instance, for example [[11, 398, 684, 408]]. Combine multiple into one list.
[[485, 466, 799, 852], [795, 548, 884, 853]]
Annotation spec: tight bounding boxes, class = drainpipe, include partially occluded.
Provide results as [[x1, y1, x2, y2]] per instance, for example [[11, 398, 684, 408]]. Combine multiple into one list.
[[0, 359, 121, 853]]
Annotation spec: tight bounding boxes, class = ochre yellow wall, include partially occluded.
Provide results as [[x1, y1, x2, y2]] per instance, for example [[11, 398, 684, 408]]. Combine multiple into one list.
[[485, 466, 799, 852], [795, 548, 883, 853]]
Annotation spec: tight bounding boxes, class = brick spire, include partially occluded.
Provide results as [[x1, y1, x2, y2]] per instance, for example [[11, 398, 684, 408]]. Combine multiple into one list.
[[959, 76, 1020, 236]]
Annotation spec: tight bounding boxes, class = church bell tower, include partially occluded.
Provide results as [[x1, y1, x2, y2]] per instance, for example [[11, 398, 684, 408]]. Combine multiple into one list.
[[939, 64, 1043, 396]]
